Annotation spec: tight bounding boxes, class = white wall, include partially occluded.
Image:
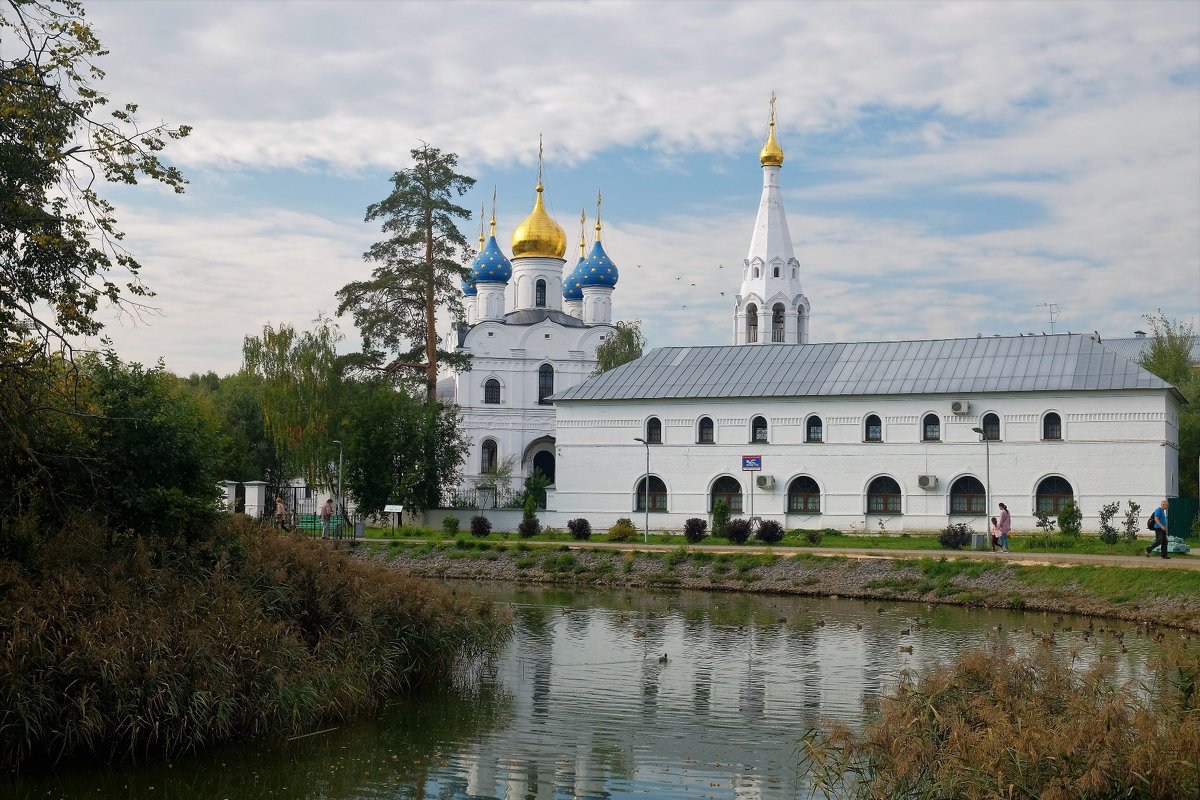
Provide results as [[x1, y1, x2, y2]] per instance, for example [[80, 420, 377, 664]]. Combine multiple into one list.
[[552, 390, 1177, 532]]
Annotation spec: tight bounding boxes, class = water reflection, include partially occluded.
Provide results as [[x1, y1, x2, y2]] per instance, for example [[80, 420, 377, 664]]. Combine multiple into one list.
[[3, 583, 1179, 800]]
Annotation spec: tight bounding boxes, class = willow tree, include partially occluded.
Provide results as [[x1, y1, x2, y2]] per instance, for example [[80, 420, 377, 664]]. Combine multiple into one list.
[[1140, 311, 1199, 497], [592, 320, 647, 375], [241, 319, 343, 489], [337, 144, 475, 402]]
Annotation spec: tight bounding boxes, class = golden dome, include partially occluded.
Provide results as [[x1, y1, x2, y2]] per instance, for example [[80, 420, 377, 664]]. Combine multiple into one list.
[[760, 118, 784, 167], [511, 181, 567, 259]]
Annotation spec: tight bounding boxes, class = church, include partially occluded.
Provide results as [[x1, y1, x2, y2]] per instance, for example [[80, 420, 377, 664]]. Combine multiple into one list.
[[443, 105, 1182, 533]]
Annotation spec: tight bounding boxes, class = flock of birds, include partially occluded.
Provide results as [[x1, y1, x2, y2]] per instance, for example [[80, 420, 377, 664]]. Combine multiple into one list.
[[634, 262, 729, 309]]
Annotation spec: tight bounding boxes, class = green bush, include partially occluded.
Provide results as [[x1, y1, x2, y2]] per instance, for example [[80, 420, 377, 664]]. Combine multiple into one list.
[[517, 495, 540, 538], [1121, 500, 1142, 543], [1034, 509, 1057, 534], [725, 518, 751, 544], [470, 515, 492, 538], [755, 519, 784, 544], [442, 515, 460, 535], [1058, 499, 1082, 536], [567, 518, 592, 540], [938, 522, 973, 550], [1098, 502, 1120, 545], [683, 517, 708, 544], [712, 500, 731, 537], [606, 518, 638, 542], [803, 529, 824, 545]]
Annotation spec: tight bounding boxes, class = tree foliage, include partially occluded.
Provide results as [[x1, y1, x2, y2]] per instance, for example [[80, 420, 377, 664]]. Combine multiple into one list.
[[336, 144, 475, 402], [592, 320, 646, 376], [1139, 312, 1199, 497], [241, 319, 344, 489], [0, 0, 190, 346], [340, 382, 467, 516]]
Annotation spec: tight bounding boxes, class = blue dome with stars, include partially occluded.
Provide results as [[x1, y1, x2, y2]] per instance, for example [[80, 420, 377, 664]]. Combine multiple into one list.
[[461, 275, 477, 296], [562, 255, 586, 301], [470, 235, 512, 285], [578, 240, 619, 288]]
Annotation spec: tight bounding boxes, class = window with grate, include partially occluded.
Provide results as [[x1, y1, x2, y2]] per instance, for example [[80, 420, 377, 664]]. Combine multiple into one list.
[[698, 416, 714, 444], [711, 476, 743, 513], [646, 417, 662, 444], [483, 379, 501, 404], [481, 440, 497, 474], [535, 279, 546, 308], [538, 364, 554, 405], [867, 476, 902, 514], [805, 415, 823, 443], [1036, 475, 1073, 513], [787, 476, 820, 513], [982, 413, 1000, 441], [922, 413, 941, 442], [746, 304, 758, 343], [771, 303, 785, 342], [635, 476, 668, 512], [1043, 412, 1062, 440], [865, 414, 882, 442], [751, 416, 768, 442], [950, 476, 986, 514]]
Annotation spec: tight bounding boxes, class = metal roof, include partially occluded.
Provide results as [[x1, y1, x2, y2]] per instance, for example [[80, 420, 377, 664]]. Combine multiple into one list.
[[552, 334, 1181, 403], [1100, 336, 1200, 365]]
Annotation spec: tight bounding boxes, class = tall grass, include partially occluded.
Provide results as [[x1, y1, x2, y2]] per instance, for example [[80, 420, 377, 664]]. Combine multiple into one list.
[[0, 515, 510, 769], [802, 642, 1200, 799]]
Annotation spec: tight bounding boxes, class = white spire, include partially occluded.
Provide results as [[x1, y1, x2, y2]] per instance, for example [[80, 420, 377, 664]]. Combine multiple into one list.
[[733, 98, 810, 345]]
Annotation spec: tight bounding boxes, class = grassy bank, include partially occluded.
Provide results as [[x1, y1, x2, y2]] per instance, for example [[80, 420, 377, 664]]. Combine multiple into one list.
[[802, 642, 1200, 799], [363, 539, 1200, 631], [0, 517, 510, 771]]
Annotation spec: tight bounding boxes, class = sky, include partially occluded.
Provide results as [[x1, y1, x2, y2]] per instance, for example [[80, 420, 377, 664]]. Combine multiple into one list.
[[67, 0, 1200, 376]]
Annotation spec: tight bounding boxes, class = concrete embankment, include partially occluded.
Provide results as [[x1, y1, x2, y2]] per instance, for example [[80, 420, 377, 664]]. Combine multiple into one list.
[[357, 540, 1200, 632]]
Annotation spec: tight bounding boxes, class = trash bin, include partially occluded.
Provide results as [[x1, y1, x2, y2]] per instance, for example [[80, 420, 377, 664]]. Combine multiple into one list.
[[971, 532, 989, 551], [354, 521, 365, 539]]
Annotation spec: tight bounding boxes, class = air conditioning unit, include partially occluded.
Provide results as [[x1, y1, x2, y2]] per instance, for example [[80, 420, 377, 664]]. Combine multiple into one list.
[[917, 474, 938, 490], [756, 475, 776, 490], [950, 399, 970, 415]]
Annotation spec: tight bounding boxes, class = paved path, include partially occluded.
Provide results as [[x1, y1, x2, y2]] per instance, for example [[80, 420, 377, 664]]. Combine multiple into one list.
[[357, 537, 1199, 570]]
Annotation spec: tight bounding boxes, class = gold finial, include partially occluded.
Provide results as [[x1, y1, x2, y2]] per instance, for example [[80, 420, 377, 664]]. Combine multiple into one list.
[[537, 134, 544, 190], [760, 92, 785, 167], [578, 209, 587, 258], [489, 187, 497, 237], [478, 204, 486, 252], [594, 190, 603, 241]]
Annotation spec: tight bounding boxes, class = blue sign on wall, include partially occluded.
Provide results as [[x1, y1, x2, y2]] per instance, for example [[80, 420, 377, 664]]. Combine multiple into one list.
[[742, 455, 762, 471]]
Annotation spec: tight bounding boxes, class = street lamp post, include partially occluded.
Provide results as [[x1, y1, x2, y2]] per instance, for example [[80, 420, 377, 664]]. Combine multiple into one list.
[[332, 439, 344, 532], [633, 437, 650, 543], [970, 427, 990, 523]]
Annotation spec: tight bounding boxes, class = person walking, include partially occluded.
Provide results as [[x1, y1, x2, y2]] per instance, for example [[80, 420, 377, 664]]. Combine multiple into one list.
[[320, 497, 333, 539], [997, 502, 1011, 553], [1146, 499, 1169, 559], [989, 517, 1000, 552]]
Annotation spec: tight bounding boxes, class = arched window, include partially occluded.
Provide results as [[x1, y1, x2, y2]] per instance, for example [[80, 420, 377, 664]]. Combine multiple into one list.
[[746, 304, 758, 343], [1043, 412, 1062, 441], [711, 476, 743, 513], [751, 415, 768, 443], [787, 476, 820, 513], [771, 303, 785, 342], [864, 414, 882, 442], [773, 264, 780, 278], [806, 415, 823, 443], [982, 412, 1000, 441], [922, 413, 940, 442], [1036, 476, 1073, 513], [792, 267, 797, 279], [753, 264, 761, 278], [796, 306, 804, 343], [538, 364, 554, 405], [635, 476, 668, 512], [697, 416, 714, 444], [532, 451, 556, 484], [481, 440, 497, 474], [950, 476, 986, 514], [483, 379, 501, 405], [535, 279, 547, 308], [867, 476, 902, 513], [646, 417, 662, 444]]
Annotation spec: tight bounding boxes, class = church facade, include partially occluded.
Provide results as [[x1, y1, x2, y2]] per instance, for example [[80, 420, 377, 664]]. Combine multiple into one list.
[[443, 105, 1182, 533]]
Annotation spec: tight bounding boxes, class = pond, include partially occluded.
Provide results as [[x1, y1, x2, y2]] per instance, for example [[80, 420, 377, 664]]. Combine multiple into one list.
[[4, 582, 1175, 799]]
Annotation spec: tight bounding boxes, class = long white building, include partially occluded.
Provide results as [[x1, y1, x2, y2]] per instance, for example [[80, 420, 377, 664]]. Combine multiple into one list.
[[442, 102, 1182, 532]]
